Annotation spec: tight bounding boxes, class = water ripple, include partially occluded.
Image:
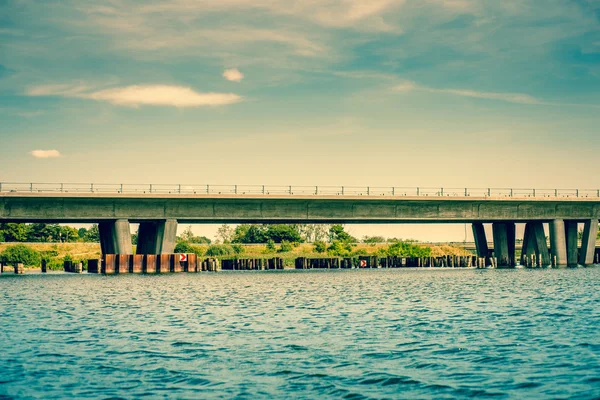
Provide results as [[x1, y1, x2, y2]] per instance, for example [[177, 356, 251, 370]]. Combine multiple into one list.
[[1, 268, 600, 398]]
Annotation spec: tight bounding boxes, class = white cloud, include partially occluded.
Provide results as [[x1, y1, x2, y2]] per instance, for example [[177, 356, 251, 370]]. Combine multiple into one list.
[[223, 68, 244, 82], [30, 150, 61, 158], [392, 80, 540, 105], [26, 84, 243, 107]]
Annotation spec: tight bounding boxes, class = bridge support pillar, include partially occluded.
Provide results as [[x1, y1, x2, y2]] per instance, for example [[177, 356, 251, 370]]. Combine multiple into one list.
[[522, 222, 550, 266], [579, 219, 599, 265], [99, 219, 133, 255], [565, 221, 579, 266], [492, 222, 515, 267], [136, 219, 177, 254], [472, 223, 489, 259], [549, 219, 567, 266]]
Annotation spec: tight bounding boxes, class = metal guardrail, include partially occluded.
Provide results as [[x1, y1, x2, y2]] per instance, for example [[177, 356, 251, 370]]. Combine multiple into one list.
[[0, 183, 599, 198]]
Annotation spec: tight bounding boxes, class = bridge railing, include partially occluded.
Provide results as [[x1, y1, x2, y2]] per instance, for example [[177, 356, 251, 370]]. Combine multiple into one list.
[[1, 183, 599, 198]]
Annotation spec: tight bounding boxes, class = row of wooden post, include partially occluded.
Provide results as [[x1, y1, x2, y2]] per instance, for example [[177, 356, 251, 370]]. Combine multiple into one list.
[[221, 258, 284, 271], [87, 254, 219, 274]]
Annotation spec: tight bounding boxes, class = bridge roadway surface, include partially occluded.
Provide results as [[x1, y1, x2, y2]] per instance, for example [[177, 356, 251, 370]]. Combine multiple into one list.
[[1, 192, 600, 224]]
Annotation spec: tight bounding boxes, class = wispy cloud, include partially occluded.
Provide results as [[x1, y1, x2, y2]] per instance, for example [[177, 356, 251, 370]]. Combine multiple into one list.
[[30, 150, 61, 158], [26, 84, 242, 107], [223, 68, 244, 82], [392, 80, 540, 104]]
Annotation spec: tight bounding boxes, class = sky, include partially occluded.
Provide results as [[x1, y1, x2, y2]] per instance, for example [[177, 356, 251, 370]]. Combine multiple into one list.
[[1, 0, 599, 241]]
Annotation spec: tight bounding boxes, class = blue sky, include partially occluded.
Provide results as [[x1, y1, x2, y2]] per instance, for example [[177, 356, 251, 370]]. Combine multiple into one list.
[[1, 0, 599, 240]]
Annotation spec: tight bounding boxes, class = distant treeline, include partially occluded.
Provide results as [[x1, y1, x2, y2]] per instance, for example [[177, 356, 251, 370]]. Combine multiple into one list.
[[0, 223, 100, 243]]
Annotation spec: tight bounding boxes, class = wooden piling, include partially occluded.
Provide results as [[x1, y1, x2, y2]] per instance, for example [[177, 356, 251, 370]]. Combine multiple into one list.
[[102, 254, 116, 274], [132, 255, 143, 273], [159, 254, 172, 273], [14, 263, 24, 274], [88, 259, 100, 274], [117, 254, 130, 274]]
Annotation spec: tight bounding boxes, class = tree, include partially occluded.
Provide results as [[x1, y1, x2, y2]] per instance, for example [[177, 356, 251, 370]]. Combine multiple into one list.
[[27, 223, 60, 242], [0, 223, 30, 242], [60, 226, 80, 242], [328, 225, 357, 243], [84, 224, 100, 242], [179, 226, 195, 242], [215, 224, 234, 244], [363, 236, 386, 244], [298, 224, 330, 242]]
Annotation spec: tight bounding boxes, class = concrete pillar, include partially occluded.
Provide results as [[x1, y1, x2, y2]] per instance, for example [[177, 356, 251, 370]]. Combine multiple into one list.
[[579, 219, 599, 265], [506, 222, 516, 267], [522, 223, 536, 258], [564, 221, 579, 266], [532, 222, 550, 266], [549, 219, 567, 266], [492, 223, 510, 267], [98, 219, 133, 254], [136, 219, 177, 254], [136, 222, 158, 254], [472, 223, 488, 258]]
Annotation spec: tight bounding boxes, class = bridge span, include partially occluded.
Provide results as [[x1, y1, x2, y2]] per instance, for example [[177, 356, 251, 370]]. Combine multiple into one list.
[[1, 183, 599, 267]]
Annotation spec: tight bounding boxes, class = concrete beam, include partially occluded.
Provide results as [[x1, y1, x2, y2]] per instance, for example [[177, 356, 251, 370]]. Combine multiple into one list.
[[472, 223, 488, 258], [564, 221, 579, 266], [99, 219, 132, 254], [579, 219, 599, 265], [549, 219, 567, 266], [2, 194, 600, 223]]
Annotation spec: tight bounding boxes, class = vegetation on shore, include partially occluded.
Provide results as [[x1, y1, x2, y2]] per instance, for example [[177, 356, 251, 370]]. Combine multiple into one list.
[[0, 223, 471, 269]]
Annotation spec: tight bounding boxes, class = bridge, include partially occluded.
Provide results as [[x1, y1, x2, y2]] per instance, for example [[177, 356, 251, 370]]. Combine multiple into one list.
[[1, 183, 599, 267]]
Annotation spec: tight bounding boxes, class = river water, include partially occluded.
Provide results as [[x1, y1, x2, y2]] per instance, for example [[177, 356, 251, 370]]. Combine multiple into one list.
[[1, 268, 599, 399]]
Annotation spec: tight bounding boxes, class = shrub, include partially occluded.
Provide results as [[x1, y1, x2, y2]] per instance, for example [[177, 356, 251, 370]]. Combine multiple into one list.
[[386, 240, 432, 257], [313, 241, 327, 253], [0, 245, 41, 267], [205, 244, 235, 257], [278, 240, 293, 253], [265, 239, 276, 252], [327, 240, 352, 257], [232, 244, 245, 255]]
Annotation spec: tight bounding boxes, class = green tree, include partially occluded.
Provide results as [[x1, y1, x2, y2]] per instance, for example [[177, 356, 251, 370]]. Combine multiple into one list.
[[27, 223, 60, 242], [60, 226, 80, 242], [0, 223, 30, 242], [328, 225, 356, 243], [84, 224, 100, 242]]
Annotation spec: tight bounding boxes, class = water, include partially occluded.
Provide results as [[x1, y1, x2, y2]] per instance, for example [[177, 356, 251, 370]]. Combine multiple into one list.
[[1, 269, 600, 399]]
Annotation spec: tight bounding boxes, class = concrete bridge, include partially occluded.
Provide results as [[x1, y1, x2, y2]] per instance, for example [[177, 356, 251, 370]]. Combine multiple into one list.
[[1, 183, 599, 266]]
